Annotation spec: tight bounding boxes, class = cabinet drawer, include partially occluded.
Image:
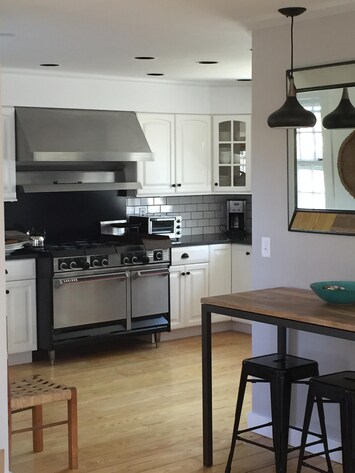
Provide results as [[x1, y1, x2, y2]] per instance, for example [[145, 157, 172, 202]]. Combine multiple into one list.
[[5, 259, 36, 281], [172, 245, 209, 265]]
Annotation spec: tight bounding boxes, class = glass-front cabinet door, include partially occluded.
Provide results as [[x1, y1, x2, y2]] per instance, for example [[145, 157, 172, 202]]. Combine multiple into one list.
[[212, 115, 251, 193]]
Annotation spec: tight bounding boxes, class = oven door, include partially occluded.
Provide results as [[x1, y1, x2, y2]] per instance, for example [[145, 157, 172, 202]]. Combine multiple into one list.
[[131, 266, 169, 318], [52, 270, 129, 329]]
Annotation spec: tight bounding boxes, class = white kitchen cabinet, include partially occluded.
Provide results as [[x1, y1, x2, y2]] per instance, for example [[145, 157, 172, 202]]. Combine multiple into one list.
[[170, 245, 209, 329], [212, 115, 251, 193], [170, 262, 209, 329], [209, 244, 232, 322], [175, 115, 211, 194], [2, 106, 17, 201], [137, 113, 175, 195], [6, 259, 37, 354], [231, 244, 252, 293], [137, 113, 211, 196]]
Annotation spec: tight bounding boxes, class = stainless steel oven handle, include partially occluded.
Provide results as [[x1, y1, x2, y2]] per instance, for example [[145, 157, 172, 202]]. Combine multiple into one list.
[[136, 269, 169, 278], [56, 272, 129, 286]]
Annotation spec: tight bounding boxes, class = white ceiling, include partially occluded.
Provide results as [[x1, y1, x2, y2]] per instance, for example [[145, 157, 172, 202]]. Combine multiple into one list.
[[0, 0, 355, 85]]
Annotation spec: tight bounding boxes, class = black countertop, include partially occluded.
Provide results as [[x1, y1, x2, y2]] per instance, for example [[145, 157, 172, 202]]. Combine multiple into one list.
[[5, 233, 252, 260], [172, 233, 252, 247]]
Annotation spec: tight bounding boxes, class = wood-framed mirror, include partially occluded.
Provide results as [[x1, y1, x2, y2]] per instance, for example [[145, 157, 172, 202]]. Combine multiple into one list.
[[287, 60, 355, 236]]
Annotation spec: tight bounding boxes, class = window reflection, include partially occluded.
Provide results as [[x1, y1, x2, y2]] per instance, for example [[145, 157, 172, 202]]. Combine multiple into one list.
[[296, 99, 325, 208]]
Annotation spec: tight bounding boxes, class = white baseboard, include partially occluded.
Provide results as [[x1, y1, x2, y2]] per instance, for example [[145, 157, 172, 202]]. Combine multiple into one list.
[[8, 352, 32, 366], [247, 411, 342, 463]]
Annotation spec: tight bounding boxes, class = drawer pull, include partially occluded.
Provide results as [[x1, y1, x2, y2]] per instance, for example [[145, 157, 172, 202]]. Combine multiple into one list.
[[6, 290, 9, 294], [246, 251, 250, 255], [181, 253, 189, 259]]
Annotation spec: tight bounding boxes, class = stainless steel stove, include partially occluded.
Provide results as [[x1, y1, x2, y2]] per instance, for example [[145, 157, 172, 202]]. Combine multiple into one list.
[[36, 235, 171, 363]]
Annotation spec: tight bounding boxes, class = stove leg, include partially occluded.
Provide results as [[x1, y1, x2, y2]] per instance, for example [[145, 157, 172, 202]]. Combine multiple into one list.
[[48, 350, 55, 365], [154, 332, 161, 348]]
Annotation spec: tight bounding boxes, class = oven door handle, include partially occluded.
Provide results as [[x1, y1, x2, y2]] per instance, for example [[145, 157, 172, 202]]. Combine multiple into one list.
[[55, 272, 129, 286], [135, 269, 169, 278]]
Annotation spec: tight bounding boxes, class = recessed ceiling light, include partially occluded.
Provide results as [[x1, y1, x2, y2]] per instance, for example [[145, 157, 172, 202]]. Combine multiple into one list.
[[146, 73, 164, 76], [197, 61, 218, 65], [134, 56, 156, 60], [40, 63, 60, 67]]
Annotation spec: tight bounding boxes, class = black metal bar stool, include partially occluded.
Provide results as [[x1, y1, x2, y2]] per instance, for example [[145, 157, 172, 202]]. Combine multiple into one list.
[[297, 371, 355, 473], [225, 353, 328, 473]]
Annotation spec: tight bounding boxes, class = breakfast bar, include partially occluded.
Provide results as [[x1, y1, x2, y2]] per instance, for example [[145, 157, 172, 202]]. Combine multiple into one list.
[[201, 287, 355, 466]]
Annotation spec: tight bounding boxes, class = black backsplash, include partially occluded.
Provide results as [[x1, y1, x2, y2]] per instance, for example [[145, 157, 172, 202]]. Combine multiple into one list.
[[5, 191, 126, 243]]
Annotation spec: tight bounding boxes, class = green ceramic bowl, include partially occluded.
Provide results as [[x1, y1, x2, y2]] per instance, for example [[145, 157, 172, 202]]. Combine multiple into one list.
[[310, 281, 355, 305]]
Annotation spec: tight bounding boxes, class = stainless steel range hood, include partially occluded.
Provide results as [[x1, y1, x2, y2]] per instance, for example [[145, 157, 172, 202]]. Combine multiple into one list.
[[16, 107, 153, 165], [15, 107, 153, 193]]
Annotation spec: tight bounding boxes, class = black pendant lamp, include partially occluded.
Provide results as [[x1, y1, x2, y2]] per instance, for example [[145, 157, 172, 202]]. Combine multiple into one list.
[[323, 87, 355, 129], [267, 7, 316, 129]]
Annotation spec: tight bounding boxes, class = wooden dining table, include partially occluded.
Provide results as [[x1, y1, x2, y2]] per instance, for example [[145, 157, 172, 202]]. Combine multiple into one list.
[[201, 286, 355, 467]]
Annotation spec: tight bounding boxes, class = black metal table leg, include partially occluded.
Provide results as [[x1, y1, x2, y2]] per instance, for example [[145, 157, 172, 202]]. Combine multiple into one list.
[[277, 326, 287, 356], [202, 304, 213, 466]]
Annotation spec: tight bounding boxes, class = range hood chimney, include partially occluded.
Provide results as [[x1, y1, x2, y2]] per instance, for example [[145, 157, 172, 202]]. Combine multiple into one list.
[[15, 107, 153, 166]]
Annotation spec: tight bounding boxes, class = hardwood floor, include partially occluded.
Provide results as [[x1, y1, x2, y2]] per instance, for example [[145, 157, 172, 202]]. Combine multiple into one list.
[[8, 332, 341, 473]]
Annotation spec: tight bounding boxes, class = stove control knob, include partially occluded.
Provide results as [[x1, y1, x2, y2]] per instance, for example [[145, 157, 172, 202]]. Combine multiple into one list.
[[141, 256, 150, 265], [92, 259, 100, 268], [154, 251, 163, 261], [131, 256, 138, 264], [102, 258, 109, 267], [81, 261, 90, 270], [69, 261, 78, 270], [122, 256, 130, 265], [59, 261, 68, 271]]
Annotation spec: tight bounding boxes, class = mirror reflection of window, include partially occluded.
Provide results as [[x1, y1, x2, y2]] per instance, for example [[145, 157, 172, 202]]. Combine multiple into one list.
[[296, 95, 325, 209]]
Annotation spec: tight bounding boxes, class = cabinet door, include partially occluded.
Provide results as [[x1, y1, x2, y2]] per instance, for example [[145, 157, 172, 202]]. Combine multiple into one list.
[[209, 244, 232, 322], [6, 279, 37, 354], [213, 115, 251, 193], [169, 265, 185, 329], [175, 115, 211, 194], [184, 263, 209, 327], [232, 245, 252, 293], [2, 106, 17, 201], [137, 113, 175, 195]]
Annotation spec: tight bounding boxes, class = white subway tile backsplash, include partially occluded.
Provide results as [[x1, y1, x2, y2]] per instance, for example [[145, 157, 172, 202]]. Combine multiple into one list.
[[126, 194, 252, 237]]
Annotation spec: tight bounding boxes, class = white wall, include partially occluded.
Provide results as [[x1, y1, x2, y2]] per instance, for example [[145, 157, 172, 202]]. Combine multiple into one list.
[[1, 70, 251, 115], [0, 81, 9, 472], [251, 11, 355, 451]]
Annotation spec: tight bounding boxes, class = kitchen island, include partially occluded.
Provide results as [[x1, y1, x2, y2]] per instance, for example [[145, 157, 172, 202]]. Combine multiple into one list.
[[201, 287, 355, 466]]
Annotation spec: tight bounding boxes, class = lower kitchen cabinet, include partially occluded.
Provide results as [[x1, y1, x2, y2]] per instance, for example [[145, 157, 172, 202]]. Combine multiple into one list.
[[6, 259, 37, 354], [170, 243, 252, 331], [231, 244, 252, 293], [209, 243, 232, 322], [231, 244, 252, 328], [170, 263, 209, 329]]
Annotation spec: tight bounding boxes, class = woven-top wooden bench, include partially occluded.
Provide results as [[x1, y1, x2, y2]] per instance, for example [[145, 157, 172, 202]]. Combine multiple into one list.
[[9, 374, 78, 469]]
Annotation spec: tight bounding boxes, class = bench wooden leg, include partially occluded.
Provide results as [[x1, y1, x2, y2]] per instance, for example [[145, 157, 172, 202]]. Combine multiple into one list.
[[68, 388, 78, 469], [32, 406, 44, 452]]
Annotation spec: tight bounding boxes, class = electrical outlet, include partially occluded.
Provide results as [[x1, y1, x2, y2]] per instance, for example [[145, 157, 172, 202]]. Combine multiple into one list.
[[139, 207, 146, 217], [261, 237, 271, 258]]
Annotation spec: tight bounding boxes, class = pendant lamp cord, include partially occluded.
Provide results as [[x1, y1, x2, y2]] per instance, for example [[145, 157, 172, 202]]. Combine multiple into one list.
[[290, 15, 294, 79]]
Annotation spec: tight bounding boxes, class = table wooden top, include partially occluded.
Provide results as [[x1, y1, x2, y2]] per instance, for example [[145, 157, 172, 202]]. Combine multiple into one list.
[[201, 287, 355, 333]]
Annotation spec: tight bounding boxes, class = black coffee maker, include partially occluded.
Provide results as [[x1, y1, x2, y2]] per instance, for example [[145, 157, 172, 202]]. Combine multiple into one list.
[[226, 200, 246, 239]]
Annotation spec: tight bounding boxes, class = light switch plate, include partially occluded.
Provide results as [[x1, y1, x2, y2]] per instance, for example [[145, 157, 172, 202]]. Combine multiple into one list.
[[261, 237, 271, 257]]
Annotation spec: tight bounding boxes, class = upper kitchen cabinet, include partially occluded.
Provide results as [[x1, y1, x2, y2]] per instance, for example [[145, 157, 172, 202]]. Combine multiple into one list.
[[2, 106, 17, 201], [212, 115, 251, 193], [137, 113, 175, 195], [137, 113, 211, 196], [175, 115, 211, 194]]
